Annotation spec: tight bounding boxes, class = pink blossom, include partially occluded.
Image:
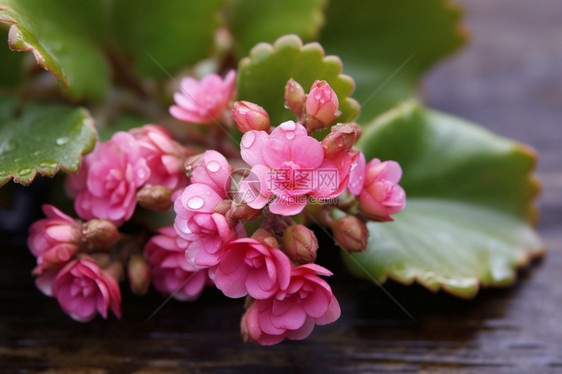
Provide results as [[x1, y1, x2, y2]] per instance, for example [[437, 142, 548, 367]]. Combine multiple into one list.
[[174, 183, 244, 267], [359, 158, 406, 221], [28, 204, 81, 274], [130, 125, 188, 191], [348, 151, 366, 195], [239, 121, 349, 216], [241, 263, 341, 345], [232, 101, 270, 133], [66, 132, 150, 226], [190, 150, 231, 197], [47, 258, 121, 322], [210, 238, 291, 299], [170, 70, 236, 125], [144, 227, 208, 301]]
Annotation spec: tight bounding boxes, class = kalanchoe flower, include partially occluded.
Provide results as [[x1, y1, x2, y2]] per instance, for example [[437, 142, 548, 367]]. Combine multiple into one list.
[[241, 263, 341, 345], [210, 229, 291, 299], [359, 159, 406, 221], [348, 151, 366, 196], [38, 257, 122, 322], [127, 254, 151, 296], [284, 78, 306, 121], [174, 183, 244, 267], [130, 125, 189, 191], [190, 150, 231, 197], [28, 205, 82, 274], [170, 70, 236, 125], [305, 80, 341, 132], [282, 224, 318, 264], [321, 123, 358, 160], [144, 227, 209, 301], [233, 101, 270, 133], [331, 215, 368, 253], [66, 132, 150, 226], [239, 121, 350, 216]]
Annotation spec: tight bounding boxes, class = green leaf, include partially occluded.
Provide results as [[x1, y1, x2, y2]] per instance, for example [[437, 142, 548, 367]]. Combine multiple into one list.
[[237, 35, 359, 128], [0, 26, 25, 88], [344, 101, 542, 297], [0, 96, 96, 186], [111, 0, 224, 78], [319, 0, 466, 124], [226, 0, 327, 58], [0, 0, 110, 100]]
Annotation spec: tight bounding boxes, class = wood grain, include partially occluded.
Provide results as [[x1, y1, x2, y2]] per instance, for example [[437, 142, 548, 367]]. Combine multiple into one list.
[[2, 0, 562, 372]]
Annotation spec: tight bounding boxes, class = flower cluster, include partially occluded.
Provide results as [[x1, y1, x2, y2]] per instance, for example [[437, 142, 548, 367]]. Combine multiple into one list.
[[27, 72, 406, 344]]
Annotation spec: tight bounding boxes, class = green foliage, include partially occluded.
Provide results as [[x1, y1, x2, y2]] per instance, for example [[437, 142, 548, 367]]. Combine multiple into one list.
[[344, 101, 542, 297], [320, 0, 465, 124], [0, 97, 96, 185], [226, 0, 327, 58], [111, 0, 225, 78]]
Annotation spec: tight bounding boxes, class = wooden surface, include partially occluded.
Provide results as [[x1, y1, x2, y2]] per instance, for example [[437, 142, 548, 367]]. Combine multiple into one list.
[[2, 0, 562, 372]]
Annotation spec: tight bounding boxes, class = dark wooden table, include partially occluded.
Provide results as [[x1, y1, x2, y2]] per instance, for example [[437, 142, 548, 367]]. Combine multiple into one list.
[[2, 0, 561, 372]]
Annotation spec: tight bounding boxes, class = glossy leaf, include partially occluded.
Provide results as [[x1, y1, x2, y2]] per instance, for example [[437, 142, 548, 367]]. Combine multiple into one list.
[[0, 0, 109, 100], [237, 35, 359, 128], [111, 0, 224, 78], [0, 27, 25, 87], [0, 97, 96, 186], [343, 101, 542, 297], [320, 0, 466, 124], [226, 0, 327, 58]]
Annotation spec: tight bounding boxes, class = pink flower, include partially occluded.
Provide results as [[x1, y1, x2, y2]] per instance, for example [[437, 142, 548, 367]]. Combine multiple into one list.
[[144, 227, 209, 301], [305, 80, 341, 131], [174, 183, 244, 267], [170, 70, 236, 125], [28, 205, 82, 273], [190, 150, 231, 197], [210, 237, 291, 299], [66, 132, 150, 226], [239, 121, 349, 216], [241, 264, 341, 345], [45, 258, 121, 322], [348, 151, 366, 195], [130, 125, 188, 191], [359, 158, 406, 221]]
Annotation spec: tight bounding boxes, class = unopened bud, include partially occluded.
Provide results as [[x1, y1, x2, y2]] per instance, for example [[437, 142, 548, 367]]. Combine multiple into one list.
[[233, 101, 270, 133], [127, 254, 151, 296], [321, 123, 358, 159], [331, 215, 368, 253], [285, 78, 306, 121], [137, 185, 173, 212], [282, 224, 318, 264], [251, 228, 278, 248], [214, 199, 232, 215], [228, 202, 261, 221], [305, 80, 341, 132], [81, 219, 118, 249]]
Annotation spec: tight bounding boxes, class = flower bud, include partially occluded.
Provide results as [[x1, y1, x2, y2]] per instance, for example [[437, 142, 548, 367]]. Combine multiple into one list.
[[282, 225, 318, 264], [284, 78, 306, 121], [233, 101, 270, 133], [127, 254, 151, 296], [321, 123, 358, 159], [228, 202, 261, 221], [251, 228, 279, 249], [305, 80, 341, 132], [137, 185, 173, 212], [81, 219, 119, 249], [331, 215, 368, 253]]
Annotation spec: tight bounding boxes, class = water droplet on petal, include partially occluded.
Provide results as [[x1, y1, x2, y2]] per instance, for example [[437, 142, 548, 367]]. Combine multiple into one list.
[[56, 137, 69, 145], [207, 161, 220, 173], [242, 132, 256, 148], [187, 196, 204, 210], [286, 132, 295, 140]]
